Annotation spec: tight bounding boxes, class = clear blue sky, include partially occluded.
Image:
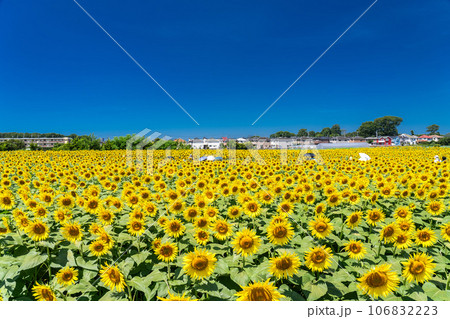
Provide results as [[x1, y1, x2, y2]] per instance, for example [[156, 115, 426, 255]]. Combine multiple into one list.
[[1, 0, 449, 139]]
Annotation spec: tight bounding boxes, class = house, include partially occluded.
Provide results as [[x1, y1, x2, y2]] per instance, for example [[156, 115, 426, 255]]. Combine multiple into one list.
[[330, 136, 349, 143], [0, 137, 71, 148], [371, 137, 392, 146], [348, 136, 366, 143], [417, 135, 433, 143], [397, 134, 418, 145], [236, 137, 248, 144], [270, 137, 296, 149], [174, 138, 186, 143], [188, 138, 222, 149], [249, 137, 270, 149], [429, 135, 443, 142]]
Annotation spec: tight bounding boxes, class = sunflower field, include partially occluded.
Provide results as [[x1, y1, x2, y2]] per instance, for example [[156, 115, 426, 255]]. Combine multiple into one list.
[[1, 148, 450, 301]]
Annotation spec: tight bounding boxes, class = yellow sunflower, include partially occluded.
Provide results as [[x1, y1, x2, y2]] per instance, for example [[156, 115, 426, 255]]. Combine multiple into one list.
[[232, 228, 261, 257], [243, 200, 262, 218], [309, 214, 334, 239], [358, 264, 399, 299], [32, 282, 56, 301], [304, 245, 333, 272], [89, 239, 110, 257], [346, 211, 363, 229], [415, 228, 437, 247], [99, 263, 127, 292], [56, 267, 78, 286], [194, 229, 210, 246], [366, 209, 385, 226], [127, 218, 146, 236], [440, 223, 450, 242], [393, 232, 413, 250], [164, 218, 186, 238], [380, 223, 400, 243], [344, 240, 366, 260], [425, 200, 445, 216], [402, 253, 436, 283], [61, 221, 83, 243], [235, 279, 285, 301], [156, 242, 178, 262], [268, 252, 301, 279], [267, 221, 294, 245], [157, 292, 198, 301], [183, 248, 217, 280], [26, 220, 49, 241], [98, 209, 115, 225], [0, 217, 11, 236], [212, 219, 233, 240], [227, 206, 242, 219]]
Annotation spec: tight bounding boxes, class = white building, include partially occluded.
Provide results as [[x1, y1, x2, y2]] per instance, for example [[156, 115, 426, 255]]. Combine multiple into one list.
[[270, 138, 297, 149], [188, 138, 222, 150], [398, 134, 418, 145], [0, 137, 71, 148]]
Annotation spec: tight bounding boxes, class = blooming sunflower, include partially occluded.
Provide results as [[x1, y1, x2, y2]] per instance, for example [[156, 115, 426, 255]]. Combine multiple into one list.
[[26, 220, 50, 241], [304, 246, 333, 272], [0, 193, 15, 210], [212, 219, 233, 240], [151, 237, 162, 251], [344, 240, 366, 260], [183, 248, 217, 280], [425, 200, 445, 216], [393, 232, 413, 250], [440, 223, 450, 242], [227, 206, 242, 219], [393, 206, 411, 220], [156, 242, 178, 262], [277, 200, 293, 215], [32, 282, 56, 301], [98, 209, 115, 225], [183, 206, 200, 222], [157, 292, 198, 301], [380, 223, 400, 243], [235, 279, 285, 301], [56, 267, 78, 286], [268, 252, 301, 279], [99, 264, 127, 292], [194, 229, 210, 246], [243, 200, 262, 218], [89, 239, 110, 257], [57, 194, 75, 210], [164, 218, 186, 238], [358, 264, 399, 299], [267, 221, 294, 245], [127, 218, 146, 236], [309, 214, 334, 239], [346, 211, 363, 229], [366, 209, 385, 226], [232, 228, 261, 257], [402, 253, 436, 283], [193, 216, 210, 230], [0, 217, 11, 236], [61, 221, 83, 243], [415, 228, 437, 247]]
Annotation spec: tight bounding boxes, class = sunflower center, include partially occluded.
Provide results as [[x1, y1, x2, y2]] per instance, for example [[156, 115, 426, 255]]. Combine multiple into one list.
[[397, 235, 407, 244], [217, 224, 228, 234], [132, 222, 142, 231], [418, 232, 430, 241], [188, 210, 197, 218], [398, 210, 407, 218], [2, 197, 11, 205], [273, 226, 287, 238], [198, 232, 208, 240], [430, 204, 440, 211], [410, 261, 425, 275], [68, 227, 80, 237], [370, 212, 380, 221], [249, 287, 272, 301], [349, 243, 361, 253], [315, 222, 328, 233], [311, 251, 326, 264], [88, 201, 98, 209], [33, 224, 46, 235], [108, 269, 121, 283], [275, 257, 292, 270], [383, 227, 395, 237], [191, 256, 209, 270], [173, 202, 182, 210], [62, 272, 73, 281], [366, 272, 388, 288], [239, 236, 254, 249], [170, 222, 181, 232], [41, 288, 54, 301], [316, 206, 323, 214], [329, 195, 338, 203], [102, 213, 112, 221], [0, 227, 7, 234], [446, 227, 450, 236], [94, 243, 105, 252], [248, 203, 258, 212], [349, 214, 359, 224], [197, 219, 207, 227], [160, 246, 173, 257]]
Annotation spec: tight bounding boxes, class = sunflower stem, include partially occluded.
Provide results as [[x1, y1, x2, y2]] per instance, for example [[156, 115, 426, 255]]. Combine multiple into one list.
[[376, 243, 382, 258], [47, 246, 52, 281]]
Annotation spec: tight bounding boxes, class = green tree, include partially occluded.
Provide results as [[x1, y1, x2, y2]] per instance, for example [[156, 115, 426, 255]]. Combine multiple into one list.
[[308, 130, 316, 137], [320, 127, 332, 137], [269, 131, 295, 138], [373, 116, 403, 136], [357, 121, 377, 137], [330, 124, 341, 136], [426, 124, 440, 135], [297, 128, 308, 137]]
